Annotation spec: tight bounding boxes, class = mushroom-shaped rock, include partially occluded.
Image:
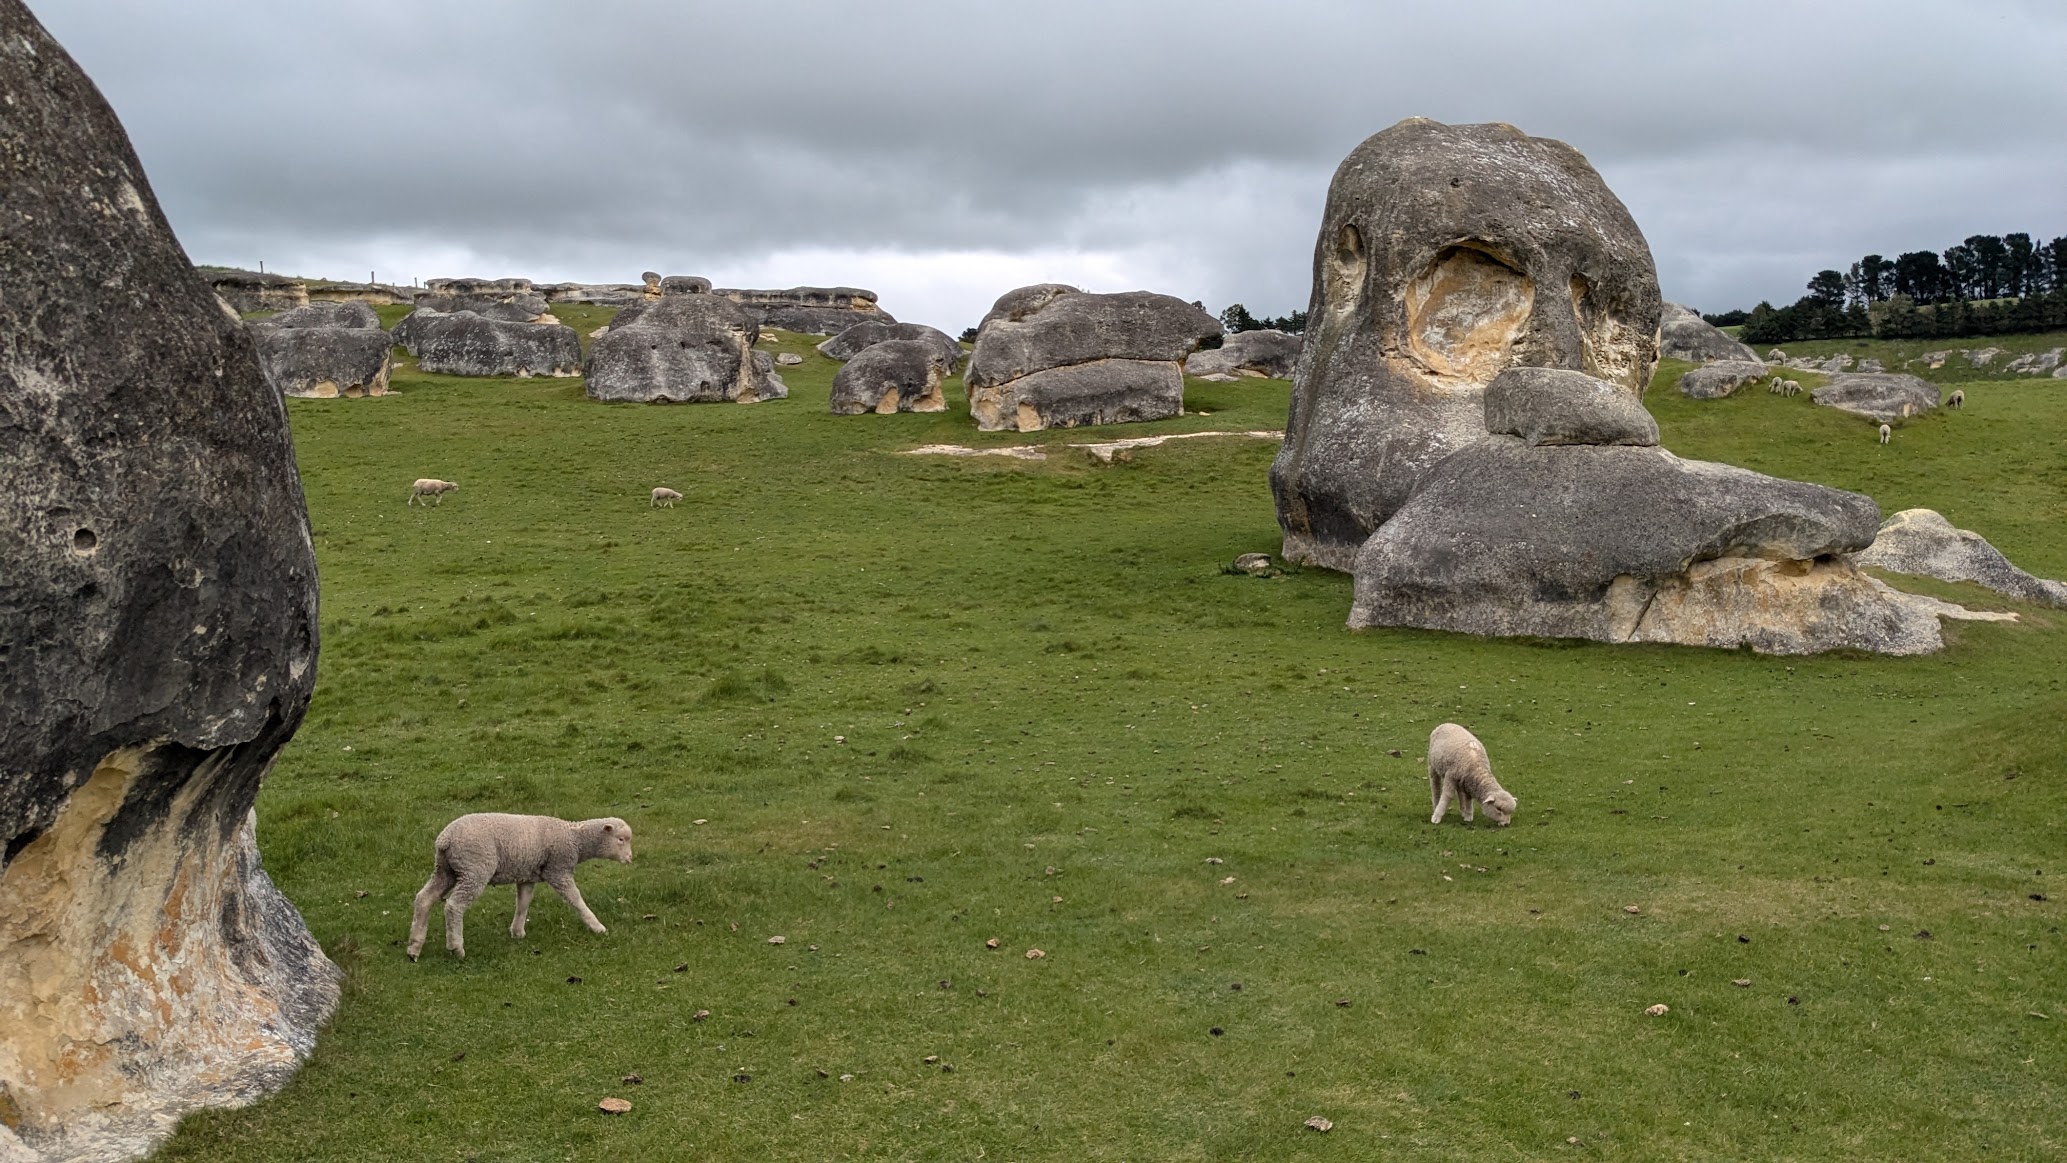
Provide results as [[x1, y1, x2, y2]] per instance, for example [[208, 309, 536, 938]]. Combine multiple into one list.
[[1270, 119, 1662, 570], [1678, 360, 1769, 400], [586, 294, 787, 404], [1660, 302, 1759, 363], [397, 309, 582, 377], [1483, 367, 1657, 447], [830, 339, 951, 414], [964, 288, 1221, 431], [1346, 438, 1945, 654], [711, 286, 893, 333], [0, 4, 337, 1156], [1811, 373, 1939, 423], [1856, 509, 2067, 608], [817, 320, 963, 368], [1185, 329, 1304, 379]]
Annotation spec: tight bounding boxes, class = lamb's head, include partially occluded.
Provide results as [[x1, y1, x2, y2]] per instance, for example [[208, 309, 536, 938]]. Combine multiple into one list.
[[1481, 789, 1517, 826], [583, 817, 634, 863]]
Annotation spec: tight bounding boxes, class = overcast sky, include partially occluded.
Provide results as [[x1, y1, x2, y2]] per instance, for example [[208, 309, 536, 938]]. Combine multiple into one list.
[[32, 0, 2067, 331]]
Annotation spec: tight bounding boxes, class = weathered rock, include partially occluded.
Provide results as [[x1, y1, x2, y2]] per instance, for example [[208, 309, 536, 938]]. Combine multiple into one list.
[[1819, 354, 1854, 373], [1966, 346, 2004, 367], [397, 309, 582, 377], [1270, 119, 1663, 570], [1483, 367, 1657, 447], [1856, 357, 1884, 373], [585, 294, 786, 403], [1347, 438, 1942, 653], [817, 320, 963, 368], [964, 288, 1220, 431], [2005, 348, 2063, 375], [661, 275, 712, 296], [775, 351, 803, 366], [0, 7, 336, 1158], [712, 286, 893, 333], [829, 339, 951, 415], [1678, 360, 1768, 400], [1186, 329, 1304, 379], [536, 282, 649, 307], [202, 267, 308, 314], [265, 299, 381, 330], [1659, 302, 1759, 363], [1811, 372, 1939, 423], [1856, 509, 2067, 608], [304, 281, 417, 307], [252, 324, 394, 398], [415, 277, 551, 322]]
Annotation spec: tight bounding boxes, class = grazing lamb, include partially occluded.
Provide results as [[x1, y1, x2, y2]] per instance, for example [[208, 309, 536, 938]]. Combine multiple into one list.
[[407, 813, 633, 960], [1878, 423, 1892, 445], [650, 486, 683, 508], [1428, 722, 1517, 826], [409, 478, 458, 505], [1948, 389, 1965, 409]]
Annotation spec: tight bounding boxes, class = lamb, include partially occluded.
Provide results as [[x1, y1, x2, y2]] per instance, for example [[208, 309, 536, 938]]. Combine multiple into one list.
[[406, 812, 633, 960], [650, 486, 683, 508], [1428, 722, 1517, 826], [1948, 389, 1965, 409], [1878, 423, 1892, 445], [409, 478, 459, 505]]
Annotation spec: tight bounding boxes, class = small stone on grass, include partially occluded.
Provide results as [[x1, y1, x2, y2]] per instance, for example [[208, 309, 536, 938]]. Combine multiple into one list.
[[598, 1097, 632, 1114]]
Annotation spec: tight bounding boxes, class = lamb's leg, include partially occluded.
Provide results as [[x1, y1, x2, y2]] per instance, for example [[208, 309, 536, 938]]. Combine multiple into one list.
[[1430, 777, 1453, 825], [547, 871, 607, 934], [444, 871, 489, 958], [1462, 795, 1476, 823], [511, 882, 536, 938], [407, 866, 456, 961]]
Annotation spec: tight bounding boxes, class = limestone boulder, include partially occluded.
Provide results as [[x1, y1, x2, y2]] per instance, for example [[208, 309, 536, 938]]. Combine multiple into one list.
[[817, 320, 963, 368], [978, 282, 1080, 330], [1483, 367, 1657, 447], [1347, 438, 1941, 653], [252, 324, 394, 398], [1659, 302, 1759, 363], [1186, 329, 1304, 379], [829, 339, 951, 414], [1856, 509, 2067, 607], [661, 274, 712, 295], [712, 286, 894, 333], [536, 282, 649, 306], [776, 351, 803, 366], [202, 267, 307, 314], [265, 299, 381, 330], [0, 6, 336, 1158], [1678, 360, 1768, 399], [585, 293, 786, 403], [1811, 372, 1938, 423], [1270, 119, 1663, 570], [416, 277, 552, 322], [397, 309, 582, 377], [964, 287, 1221, 431]]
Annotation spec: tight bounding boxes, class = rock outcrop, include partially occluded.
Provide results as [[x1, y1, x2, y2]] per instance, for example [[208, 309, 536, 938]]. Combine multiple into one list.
[[1270, 119, 1663, 570], [266, 300, 381, 330], [964, 287, 1221, 431], [1678, 360, 1768, 399], [414, 277, 553, 323], [0, 7, 337, 1159], [585, 294, 786, 403], [395, 309, 581, 377], [829, 339, 952, 414], [712, 286, 893, 333], [536, 282, 650, 306], [202, 267, 308, 314], [252, 325, 393, 399], [1811, 372, 1939, 423], [1856, 509, 2067, 608], [1659, 302, 1759, 363], [1186, 328, 1304, 379], [817, 320, 963, 368]]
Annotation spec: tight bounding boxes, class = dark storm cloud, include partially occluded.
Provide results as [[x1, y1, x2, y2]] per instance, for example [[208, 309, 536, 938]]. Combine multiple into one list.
[[31, 0, 2067, 328]]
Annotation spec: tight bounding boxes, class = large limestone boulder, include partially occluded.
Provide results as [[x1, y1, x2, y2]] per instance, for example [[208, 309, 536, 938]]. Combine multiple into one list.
[[1270, 119, 1663, 570], [1185, 329, 1304, 379], [712, 286, 894, 333], [416, 277, 553, 322], [1811, 372, 1939, 423], [395, 309, 581, 377], [964, 287, 1221, 431], [0, 6, 337, 1159], [817, 320, 963, 368], [1483, 367, 1657, 447], [829, 338, 951, 414], [252, 325, 394, 398], [1678, 360, 1768, 399], [1856, 509, 2067, 607], [1660, 301, 1759, 363], [585, 294, 787, 403]]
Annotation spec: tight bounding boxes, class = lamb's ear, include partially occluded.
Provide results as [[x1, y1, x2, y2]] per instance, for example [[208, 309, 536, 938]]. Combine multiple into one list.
[[600, 822, 614, 834]]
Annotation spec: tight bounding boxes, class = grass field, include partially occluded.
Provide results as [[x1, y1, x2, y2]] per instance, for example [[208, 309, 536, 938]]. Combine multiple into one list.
[[154, 326, 2067, 1161], [1738, 328, 2067, 386]]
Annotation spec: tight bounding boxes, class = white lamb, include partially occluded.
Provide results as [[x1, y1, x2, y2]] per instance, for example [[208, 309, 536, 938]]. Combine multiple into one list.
[[1428, 722, 1517, 826], [409, 478, 458, 505], [1948, 389, 1965, 409], [407, 813, 633, 960], [1878, 423, 1892, 445], [651, 486, 683, 508]]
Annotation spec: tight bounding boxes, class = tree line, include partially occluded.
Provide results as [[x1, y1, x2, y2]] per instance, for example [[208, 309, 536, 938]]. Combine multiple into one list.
[[1219, 303, 1308, 334], [1711, 231, 2067, 345]]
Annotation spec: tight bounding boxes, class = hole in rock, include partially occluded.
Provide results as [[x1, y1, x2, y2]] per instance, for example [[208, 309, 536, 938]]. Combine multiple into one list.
[[1405, 244, 1532, 386], [73, 528, 97, 553]]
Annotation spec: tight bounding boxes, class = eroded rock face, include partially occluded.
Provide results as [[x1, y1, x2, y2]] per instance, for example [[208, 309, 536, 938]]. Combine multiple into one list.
[[964, 288, 1220, 431], [829, 338, 951, 414], [585, 294, 787, 403], [265, 300, 380, 330], [817, 320, 962, 368], [0, 6, 336, 1158], [395, 309, 581, 377], [711, 286, 893, 333], [1660, 302, 1759, 363], [1186, 329, 1304, 379], [202, 268, 308, 314], [1856, 509, 2067, 607], [416, 277, 552, 322], [1679, 360, 1768, 399], [252, 324, 394, 398], [1483, 367, 1657, 447], [1271, 119, 1662, 569], [1811, 372, 1939, 423]]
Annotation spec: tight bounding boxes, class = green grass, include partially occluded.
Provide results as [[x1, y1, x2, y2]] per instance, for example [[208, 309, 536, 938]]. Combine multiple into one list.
[[155, 337, 2067, 1161], [1750, 328, 2067, 385]]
